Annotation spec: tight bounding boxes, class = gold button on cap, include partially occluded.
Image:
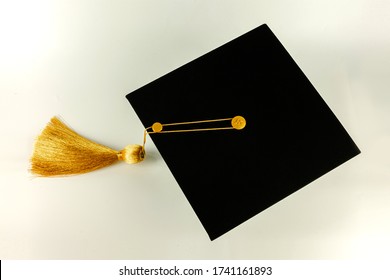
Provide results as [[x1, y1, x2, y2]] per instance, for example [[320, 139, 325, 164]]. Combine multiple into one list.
[[152, 122, 163, 132], [231, 116, 246, 130]]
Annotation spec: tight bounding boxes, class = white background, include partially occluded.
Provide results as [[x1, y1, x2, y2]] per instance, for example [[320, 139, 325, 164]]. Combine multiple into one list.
[[0, 0, 389, 259]]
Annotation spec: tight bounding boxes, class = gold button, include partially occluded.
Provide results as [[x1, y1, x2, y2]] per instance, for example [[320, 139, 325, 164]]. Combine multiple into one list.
[[152, 122, 163, 133], [231, 116, 246, 130]]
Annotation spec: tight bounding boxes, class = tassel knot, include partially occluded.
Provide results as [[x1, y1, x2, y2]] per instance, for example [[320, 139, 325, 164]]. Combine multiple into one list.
[[118, 145, 145, 164]]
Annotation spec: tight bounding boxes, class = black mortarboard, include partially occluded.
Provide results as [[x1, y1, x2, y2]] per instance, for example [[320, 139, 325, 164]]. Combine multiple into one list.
[[126, 24, 360, 240]]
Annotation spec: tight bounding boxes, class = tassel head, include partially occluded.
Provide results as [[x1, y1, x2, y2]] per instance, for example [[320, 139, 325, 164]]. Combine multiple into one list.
[[118, 145, 145, 164]]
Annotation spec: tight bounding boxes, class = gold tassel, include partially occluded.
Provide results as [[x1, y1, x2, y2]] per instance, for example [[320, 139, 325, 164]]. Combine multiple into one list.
[[30, 117, 144, 177]]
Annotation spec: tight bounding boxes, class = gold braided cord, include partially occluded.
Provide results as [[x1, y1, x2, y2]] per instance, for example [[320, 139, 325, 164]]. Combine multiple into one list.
[[159, 117, 233, 128], [141, 116, 245, 150], [146, 117, 234, 134], [149, 127, 234, 134]]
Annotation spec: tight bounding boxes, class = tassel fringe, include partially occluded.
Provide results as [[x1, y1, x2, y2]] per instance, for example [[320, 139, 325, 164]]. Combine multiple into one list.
[[30, 117, 144, 177]]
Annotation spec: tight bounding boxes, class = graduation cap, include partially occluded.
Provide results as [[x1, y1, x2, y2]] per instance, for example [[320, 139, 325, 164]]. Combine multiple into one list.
[[31, 24, 360, 240]]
